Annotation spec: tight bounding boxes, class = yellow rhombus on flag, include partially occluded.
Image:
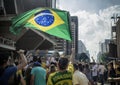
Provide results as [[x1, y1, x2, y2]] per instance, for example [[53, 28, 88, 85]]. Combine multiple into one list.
[[10, 8, 72, 41]]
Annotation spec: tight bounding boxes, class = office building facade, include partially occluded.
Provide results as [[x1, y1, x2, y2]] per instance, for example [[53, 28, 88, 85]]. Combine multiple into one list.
[[65, 16, 78, 55], [53, 16, 78, 56], [116, 19, 120, 58]]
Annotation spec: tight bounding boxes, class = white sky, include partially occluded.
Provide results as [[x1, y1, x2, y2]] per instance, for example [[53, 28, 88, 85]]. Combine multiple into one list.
[[57, 0, 120, 60]]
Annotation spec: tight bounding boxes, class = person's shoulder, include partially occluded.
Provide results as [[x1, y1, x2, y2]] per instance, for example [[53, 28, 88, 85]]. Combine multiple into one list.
[[3, 66, 17, 78], [67, 70, 73, 73], [74, 70, 80, 75], [40, 67, 46, 72], [6, 66, 17, 71], [49, 71, 57, 77], [79, 71, 84, 75]]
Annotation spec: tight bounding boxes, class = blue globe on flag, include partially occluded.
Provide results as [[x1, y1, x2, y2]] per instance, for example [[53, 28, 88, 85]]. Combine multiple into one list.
[[34, 10, 54, 27]]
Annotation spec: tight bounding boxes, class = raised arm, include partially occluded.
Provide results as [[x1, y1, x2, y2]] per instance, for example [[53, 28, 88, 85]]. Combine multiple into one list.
[[17, 49, 27, 71], [70, 48, 75, 63]]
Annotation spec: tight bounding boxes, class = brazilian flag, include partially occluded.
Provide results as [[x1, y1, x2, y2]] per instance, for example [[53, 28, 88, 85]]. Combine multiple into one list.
[[10, 8, 72, 41]]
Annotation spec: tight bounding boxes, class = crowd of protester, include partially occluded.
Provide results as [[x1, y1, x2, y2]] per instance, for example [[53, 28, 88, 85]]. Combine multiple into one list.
[[0, 49, 120, 85]]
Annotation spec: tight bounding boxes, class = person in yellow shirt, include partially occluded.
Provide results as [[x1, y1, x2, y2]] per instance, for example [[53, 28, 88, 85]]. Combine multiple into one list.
[[47, 57, 72, 85]]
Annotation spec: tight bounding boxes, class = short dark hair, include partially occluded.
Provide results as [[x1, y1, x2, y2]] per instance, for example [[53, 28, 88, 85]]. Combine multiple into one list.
[[33, 56, 38, 62], [0, 52, 9, 65], [50, 64, 56, 72], [58, 57, 69, 70], [78, 63, 83, 72], [73, 63, 79, 70], [34, 61, 41, 66]]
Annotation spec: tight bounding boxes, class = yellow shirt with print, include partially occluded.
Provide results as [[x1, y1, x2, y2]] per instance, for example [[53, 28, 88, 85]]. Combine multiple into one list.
[[47, 70, 72, 85]]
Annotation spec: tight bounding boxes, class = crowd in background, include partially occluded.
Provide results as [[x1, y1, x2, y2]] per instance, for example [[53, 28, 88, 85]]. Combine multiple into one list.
[[0, 49, 120, 85]]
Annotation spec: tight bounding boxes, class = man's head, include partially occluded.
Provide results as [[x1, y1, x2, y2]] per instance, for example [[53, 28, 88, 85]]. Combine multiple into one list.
[[0, 52, 10, 66], [73, 63, 79, 71], [50, 64, 56, 72], [58, 57, 69, 70], [34, 61, 41, 66]]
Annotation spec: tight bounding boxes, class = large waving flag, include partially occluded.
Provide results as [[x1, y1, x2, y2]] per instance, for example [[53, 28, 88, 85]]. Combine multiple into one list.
[[10, 8, 72, 41]]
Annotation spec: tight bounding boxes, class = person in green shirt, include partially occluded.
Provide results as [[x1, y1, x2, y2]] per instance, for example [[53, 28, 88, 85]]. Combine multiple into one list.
[[30, 61, 46, 85]]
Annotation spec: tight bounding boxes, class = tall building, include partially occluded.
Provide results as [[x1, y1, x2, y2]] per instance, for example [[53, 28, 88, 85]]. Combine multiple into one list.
[[110, 15, 119, 58], [65, 16, 78, 55], [53, 16, 78, 55], [78, 40, 86, 54], [0, 0, 55, 15], [78, 40, 90, 59], [99, 39, 111, 54], [101, 43, 106, 53], [116, 19, 120, 58], [54, 37, 65, 52]]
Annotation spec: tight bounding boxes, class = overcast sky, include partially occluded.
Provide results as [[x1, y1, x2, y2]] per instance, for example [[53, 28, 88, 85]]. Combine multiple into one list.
[[57, 0, 120, 60]]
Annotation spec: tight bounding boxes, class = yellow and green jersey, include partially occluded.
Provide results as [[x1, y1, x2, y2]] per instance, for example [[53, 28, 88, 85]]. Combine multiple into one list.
[[47, 70, 72, 85]]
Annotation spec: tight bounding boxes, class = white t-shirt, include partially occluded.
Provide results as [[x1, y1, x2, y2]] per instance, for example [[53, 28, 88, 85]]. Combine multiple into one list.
[[98, 65, 106, 75], [92, 64, 98, 76], [73, 70, 89, 85]]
